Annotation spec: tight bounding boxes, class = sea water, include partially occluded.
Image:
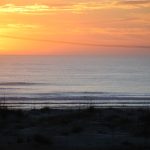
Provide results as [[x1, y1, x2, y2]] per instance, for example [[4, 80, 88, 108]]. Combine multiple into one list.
[[0, 55, 150, 108]]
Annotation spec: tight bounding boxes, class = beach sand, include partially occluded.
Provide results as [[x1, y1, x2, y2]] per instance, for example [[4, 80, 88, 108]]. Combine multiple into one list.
[[0, 107, 150, 150]]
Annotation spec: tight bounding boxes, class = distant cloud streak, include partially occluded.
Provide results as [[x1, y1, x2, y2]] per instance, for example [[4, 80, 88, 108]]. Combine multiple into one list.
[[0, 34, 150, 49]]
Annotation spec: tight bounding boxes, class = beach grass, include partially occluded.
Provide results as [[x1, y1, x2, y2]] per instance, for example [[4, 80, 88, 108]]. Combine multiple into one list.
[[0, 106, 150, 150]]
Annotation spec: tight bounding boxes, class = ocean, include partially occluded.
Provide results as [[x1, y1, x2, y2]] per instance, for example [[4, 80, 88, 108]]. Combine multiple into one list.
[[0, 55, 150, 109]]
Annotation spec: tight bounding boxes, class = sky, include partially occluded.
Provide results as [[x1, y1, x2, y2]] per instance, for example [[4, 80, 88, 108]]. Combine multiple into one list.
[[0, 0, 150, 55]]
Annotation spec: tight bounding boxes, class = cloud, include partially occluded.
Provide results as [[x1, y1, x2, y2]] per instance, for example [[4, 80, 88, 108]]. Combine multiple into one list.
[[0, 3, 109, 14], [7, 23, 39, 29], [0, 4, 50, 14], [0, 1, 150, 15], [119, 0, 150, 5], [0, 34, 150, 48], [0, 23, 40, 37], [0, 3, 106, 14], [117, 0, 150, 8]]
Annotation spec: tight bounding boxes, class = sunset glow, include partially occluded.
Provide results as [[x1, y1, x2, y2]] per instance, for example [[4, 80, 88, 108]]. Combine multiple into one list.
[[0, 0, 150, 55]]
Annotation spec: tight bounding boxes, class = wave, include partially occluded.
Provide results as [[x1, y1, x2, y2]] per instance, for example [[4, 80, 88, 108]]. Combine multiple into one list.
[[0, 82, 42, 86], [0, 91, 150, 100], [0, 91, 150, 109]]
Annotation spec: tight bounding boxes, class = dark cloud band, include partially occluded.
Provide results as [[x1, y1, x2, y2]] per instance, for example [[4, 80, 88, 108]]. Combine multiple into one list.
[[1, 34, 150, 48]]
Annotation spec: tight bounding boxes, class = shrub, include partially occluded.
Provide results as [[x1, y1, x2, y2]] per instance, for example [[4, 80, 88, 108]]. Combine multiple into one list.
[[71, 126, 84, 133], [40, 107, 51, 113], [33, 134, 53, 145]]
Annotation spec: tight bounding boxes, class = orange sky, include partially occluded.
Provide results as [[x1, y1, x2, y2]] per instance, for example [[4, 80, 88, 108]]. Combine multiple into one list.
[[0, 0, 150, 55]]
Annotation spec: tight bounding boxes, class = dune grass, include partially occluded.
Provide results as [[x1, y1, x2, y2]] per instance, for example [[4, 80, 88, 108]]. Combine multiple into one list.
[[1, 106, 150, 149]]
